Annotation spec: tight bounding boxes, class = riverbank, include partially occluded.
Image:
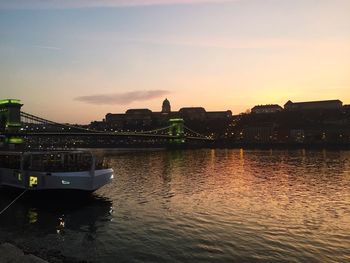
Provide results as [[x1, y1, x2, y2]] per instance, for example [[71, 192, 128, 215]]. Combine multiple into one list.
[[0, 241, 88, 263], [212, 140, 350, 150], [0, 243, 47, 263]]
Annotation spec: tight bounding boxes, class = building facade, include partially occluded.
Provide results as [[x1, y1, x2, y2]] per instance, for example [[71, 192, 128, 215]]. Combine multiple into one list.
[[284, 100, 343, 111], [343, 105, 350, 111], [251, 104, 283, 114], [92, 99, 232, 134]]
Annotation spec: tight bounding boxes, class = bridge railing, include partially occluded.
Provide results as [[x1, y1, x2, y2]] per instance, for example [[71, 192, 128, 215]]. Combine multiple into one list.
[[19, 111, 213, 141]]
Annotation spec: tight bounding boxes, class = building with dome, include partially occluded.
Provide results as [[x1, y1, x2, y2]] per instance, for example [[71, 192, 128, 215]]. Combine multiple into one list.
[[90, 98, 232, 135]]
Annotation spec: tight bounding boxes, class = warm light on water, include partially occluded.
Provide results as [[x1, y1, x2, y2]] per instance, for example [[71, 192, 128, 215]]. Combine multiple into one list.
[[1, 149, 350, 262]]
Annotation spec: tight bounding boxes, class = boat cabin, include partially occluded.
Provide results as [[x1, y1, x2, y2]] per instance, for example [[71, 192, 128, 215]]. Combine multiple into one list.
[[0, 151, 108, 172]]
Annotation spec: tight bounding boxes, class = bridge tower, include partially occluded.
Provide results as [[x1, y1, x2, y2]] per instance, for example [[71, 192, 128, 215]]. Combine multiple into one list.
[[0, 99, 24, 146], [168, 118, 185, 144]]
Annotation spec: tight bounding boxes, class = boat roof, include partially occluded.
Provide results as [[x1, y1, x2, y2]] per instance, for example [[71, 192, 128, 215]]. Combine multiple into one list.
[[0, 150, 92, 155]]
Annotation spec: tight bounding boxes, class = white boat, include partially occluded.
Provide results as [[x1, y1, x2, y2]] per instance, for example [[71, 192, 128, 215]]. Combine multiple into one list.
[[0, 150, 113, 192]]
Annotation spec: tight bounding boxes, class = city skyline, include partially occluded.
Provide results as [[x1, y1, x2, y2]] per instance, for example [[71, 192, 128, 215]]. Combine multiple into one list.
[[1, 0, 349, 123]]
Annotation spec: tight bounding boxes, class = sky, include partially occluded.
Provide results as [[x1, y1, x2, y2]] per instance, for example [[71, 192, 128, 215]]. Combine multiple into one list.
[[0, 0, 349, 123]]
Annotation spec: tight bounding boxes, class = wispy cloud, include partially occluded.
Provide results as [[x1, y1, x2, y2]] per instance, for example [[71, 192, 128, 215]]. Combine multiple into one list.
[[117, 35, 350, 50], [75, 90, 170, 105], [122, 36, 307, 50], [0, 0, 236, 9], [32, 45, 62, 51]]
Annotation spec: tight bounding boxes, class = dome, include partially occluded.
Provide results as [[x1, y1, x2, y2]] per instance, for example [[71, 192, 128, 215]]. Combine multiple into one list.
[[162, 98, 171, 113]]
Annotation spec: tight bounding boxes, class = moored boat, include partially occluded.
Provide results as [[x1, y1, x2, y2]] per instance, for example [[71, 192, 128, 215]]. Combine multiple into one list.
[[0, 150, 113, 193]]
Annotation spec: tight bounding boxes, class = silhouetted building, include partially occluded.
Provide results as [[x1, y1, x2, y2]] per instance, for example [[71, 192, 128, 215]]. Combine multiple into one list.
[[105, 113, 124, 124], [284, 100, 343, 111], [178, 107, 207, 120], [206, 111, 233, 120], [162, 98, 171, 113], [94, 99, 232, 135], [242, 124, 277, 142], [343, 105, 350, 111], [232, 99, 350, 144], [125, 109, 153, 127], [251, 104, 283, 114]]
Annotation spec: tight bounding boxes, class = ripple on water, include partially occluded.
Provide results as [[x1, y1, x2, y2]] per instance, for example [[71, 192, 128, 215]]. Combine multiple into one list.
[[1, 149, 350, 262]]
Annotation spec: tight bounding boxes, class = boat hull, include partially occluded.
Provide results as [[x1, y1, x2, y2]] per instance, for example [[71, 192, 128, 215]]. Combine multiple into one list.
[[0, 168, 113, 192]]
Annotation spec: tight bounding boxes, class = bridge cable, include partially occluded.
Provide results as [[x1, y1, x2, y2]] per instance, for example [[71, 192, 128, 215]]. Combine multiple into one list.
[[142, 125, 172, 134], [21, 111, 103, 133], [183, 125, 207, 138], [21, 111, 206, 139], [21, 111, 174, 136]]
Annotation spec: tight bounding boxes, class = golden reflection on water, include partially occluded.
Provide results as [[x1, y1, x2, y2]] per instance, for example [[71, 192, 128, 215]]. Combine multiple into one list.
[[93, 149, 350, 262], [1, 149, 348, 262], [56, 216, 65, 234], [28, 209, 38, 224], [109, 150, 350, 241]]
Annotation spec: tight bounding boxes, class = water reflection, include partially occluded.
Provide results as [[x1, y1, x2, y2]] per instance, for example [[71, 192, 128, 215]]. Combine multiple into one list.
[[1, 149, 350, 262], [99, 149, 350, 262], [0, 190, 112, 261]]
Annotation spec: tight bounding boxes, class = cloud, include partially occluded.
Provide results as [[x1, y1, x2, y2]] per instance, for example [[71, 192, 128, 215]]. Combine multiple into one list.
[[75, 90, 170, 105], [0, 0, 236, 9], [32, 45, 62, 51], [122, 36, 308, 50], [117, 35, 350, 50]]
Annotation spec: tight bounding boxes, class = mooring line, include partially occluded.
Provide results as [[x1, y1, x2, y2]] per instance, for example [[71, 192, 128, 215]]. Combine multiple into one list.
[[0, 189, 28, 216]]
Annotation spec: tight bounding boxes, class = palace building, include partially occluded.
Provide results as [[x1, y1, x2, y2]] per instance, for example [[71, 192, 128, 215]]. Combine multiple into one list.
[[284, 100, 343, 111], [91, 99, 232, 132], [251, 104, 283, 114]]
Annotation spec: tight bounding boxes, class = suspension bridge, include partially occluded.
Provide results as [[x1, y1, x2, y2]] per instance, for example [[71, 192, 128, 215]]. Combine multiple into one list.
[[0, 99, 213, 149]]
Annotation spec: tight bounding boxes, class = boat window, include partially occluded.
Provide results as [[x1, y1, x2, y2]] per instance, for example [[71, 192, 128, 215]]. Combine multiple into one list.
[[24, 152, 93, 172], [95, 157, 110, 170]]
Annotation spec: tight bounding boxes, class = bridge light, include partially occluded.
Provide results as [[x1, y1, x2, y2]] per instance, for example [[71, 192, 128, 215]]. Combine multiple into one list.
[[8, 137, 24, 144]]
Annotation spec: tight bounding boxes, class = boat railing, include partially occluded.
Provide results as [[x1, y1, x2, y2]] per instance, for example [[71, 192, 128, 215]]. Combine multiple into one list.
[[0, 150, 110, 173], [22, 151, 100, 173]]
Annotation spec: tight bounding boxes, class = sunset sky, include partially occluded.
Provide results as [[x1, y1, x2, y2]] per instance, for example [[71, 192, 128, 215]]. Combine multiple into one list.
[[0, 0, 349, 123]]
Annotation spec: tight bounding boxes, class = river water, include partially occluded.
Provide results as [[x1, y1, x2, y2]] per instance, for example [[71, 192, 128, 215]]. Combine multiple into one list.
[[1, 149, 350, 262]]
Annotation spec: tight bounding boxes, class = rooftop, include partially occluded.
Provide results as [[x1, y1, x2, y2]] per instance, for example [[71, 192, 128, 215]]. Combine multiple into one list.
[[285, 99, 342, 105], [252, 104, 282, 109]]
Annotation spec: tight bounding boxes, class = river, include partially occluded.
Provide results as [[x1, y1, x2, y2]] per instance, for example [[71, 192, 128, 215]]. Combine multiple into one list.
[[1, 149, 350, 262]]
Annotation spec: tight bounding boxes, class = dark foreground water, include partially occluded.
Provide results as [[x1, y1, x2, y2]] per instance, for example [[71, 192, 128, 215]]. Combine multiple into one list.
[[1, 149, 350, 263]]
